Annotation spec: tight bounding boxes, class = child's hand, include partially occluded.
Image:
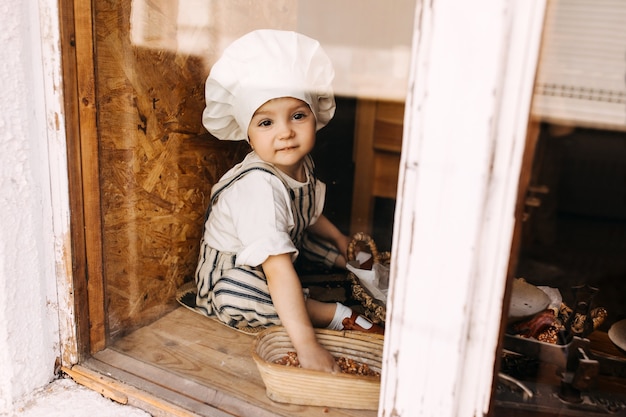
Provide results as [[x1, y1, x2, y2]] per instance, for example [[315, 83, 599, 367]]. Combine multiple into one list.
[[307, 215, 352, 268], [263, 254, 339, 373], [297, 342, 340, 373], [336, 233, 351, 262]]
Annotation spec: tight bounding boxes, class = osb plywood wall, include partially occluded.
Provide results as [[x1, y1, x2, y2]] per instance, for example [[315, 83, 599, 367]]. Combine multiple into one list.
[[95, 0, 297, 339]]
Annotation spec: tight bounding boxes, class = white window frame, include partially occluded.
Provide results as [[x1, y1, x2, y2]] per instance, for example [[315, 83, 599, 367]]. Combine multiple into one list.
[[380, 1, 546, 416]]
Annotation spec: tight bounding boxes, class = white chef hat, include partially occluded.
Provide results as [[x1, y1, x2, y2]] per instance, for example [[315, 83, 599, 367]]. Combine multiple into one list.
[[202, 29, 336, 141]]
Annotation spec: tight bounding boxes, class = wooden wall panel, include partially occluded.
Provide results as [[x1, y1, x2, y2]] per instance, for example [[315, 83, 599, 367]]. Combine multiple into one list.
[[91, 0, 300, 339]]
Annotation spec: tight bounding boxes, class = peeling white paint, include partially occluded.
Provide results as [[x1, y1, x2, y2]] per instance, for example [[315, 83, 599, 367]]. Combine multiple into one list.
[[0, 0, 73, 413], [380, 1, 546, 416], [36, 0, 78, 367]]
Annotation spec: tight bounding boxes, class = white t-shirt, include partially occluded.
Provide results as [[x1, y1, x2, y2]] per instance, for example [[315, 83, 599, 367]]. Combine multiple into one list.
[[202, 152, 326, 267]]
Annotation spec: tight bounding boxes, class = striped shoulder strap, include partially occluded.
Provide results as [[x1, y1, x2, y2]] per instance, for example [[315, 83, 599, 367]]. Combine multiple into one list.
[[209, 154, 315, 204], [203, 161, 295, 223], [209, 162, 286, 205]]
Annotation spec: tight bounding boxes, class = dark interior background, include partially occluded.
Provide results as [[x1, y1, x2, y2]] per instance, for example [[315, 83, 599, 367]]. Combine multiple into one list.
[[313, 96, 395, 253], [516, 124, 626, 330]]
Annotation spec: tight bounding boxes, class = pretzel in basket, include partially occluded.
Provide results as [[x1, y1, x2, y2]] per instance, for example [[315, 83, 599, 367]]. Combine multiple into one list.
[[346, 233, 389, 324], [347, 232, 379, 270]]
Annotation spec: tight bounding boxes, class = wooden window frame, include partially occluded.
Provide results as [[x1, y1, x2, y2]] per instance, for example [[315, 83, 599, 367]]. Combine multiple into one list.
[[59, 0, 106, 359]]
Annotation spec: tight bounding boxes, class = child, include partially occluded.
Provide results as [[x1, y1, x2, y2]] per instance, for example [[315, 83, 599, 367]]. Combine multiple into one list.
[[195, 29, 383, 374]]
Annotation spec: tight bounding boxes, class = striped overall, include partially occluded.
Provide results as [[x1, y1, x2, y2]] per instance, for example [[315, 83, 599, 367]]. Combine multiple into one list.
[[194, 155, 338, 331]]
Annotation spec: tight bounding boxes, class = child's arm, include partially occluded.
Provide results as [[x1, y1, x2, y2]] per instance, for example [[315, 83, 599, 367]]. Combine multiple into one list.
[[307, 214, 351, 268], [263, 253, 339, 373]]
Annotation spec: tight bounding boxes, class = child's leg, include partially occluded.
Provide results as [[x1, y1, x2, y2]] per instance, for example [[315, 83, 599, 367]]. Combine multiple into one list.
[[305, 298, 336, 327], [196, 245, 282, 329], [305, 299, 384, 335]]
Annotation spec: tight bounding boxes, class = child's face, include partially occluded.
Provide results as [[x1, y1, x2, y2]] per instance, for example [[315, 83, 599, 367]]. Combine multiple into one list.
[[247, 97, 316, 180]]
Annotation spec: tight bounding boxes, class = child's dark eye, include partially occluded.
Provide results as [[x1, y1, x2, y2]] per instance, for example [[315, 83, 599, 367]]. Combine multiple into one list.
[[258, 119, 272, 127], [293, 112, 306, 120]]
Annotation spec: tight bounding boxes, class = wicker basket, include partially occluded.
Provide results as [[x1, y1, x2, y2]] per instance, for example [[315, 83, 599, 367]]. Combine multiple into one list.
[[347, 232, 389, 324], [251, 326, 384, 410]]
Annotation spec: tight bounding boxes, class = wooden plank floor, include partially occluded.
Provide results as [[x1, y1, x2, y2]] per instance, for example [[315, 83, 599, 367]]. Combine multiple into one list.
[[89, 307, 379, 417]]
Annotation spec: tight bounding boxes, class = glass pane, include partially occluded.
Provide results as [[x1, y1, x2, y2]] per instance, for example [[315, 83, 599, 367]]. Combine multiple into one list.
[[493, 1, 626, 415], [96, 0, 414, 339], [90, 0, 414, 414]]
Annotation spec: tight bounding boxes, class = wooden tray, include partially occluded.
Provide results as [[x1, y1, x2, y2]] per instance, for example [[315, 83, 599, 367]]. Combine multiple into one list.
[[251, 326, 384, 410]]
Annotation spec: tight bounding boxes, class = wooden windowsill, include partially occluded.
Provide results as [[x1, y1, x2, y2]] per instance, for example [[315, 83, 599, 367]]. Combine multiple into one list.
[[64, 307, 377, 417]]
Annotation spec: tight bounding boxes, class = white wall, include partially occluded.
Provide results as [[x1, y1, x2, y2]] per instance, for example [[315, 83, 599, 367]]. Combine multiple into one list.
[[0, 0, 65, 412]]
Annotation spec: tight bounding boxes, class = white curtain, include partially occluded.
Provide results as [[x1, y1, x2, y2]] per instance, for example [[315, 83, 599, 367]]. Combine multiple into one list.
[[531, 0, 626, 130]]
